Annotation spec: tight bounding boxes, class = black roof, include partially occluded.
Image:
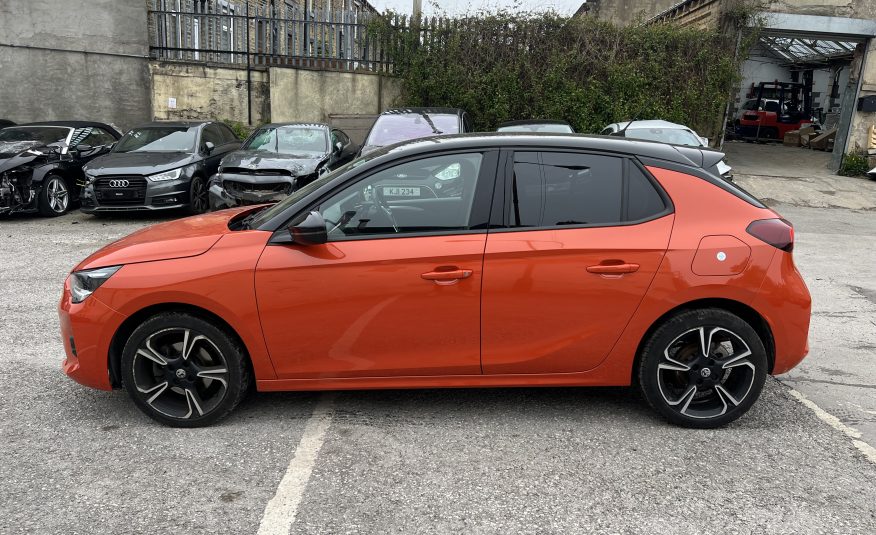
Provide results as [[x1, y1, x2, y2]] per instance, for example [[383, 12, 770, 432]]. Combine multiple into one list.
[[21, 121, 120, 135], [498, 119, 571, 128], [381, 107, 466, 116], [369, 132, 725, 168]]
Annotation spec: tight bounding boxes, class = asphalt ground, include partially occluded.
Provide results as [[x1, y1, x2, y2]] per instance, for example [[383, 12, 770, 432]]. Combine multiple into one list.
[[1, 205, 874, 534]]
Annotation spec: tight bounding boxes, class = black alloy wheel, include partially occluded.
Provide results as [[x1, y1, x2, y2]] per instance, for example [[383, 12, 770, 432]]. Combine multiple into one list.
[[188, 176, 208, 215], [638, 309, 767, 428], [121, 313, 249, 427]]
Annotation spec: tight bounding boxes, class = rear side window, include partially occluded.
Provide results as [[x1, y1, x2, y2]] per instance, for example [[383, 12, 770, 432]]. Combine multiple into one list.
[[627, 163, 666, 221], [510, 152, 623, 227]]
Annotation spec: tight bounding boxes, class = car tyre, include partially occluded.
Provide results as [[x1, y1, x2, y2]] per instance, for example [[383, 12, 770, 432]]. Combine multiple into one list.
[[121, 312, 250, 427], [638, 308, 767, 429], [37, 174, 71, 217], [187, 176, 208, 215]]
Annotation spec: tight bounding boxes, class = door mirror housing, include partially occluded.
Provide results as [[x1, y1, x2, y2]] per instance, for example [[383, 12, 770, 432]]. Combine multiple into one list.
[[204, 141, 215, 154], [288, 211, 327, 245], [75, 144, 93, 154], [334, 141, 343, 154]]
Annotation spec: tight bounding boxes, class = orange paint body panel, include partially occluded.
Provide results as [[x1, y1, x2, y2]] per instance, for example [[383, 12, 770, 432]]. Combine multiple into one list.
[[255, 234, 485, 378], [481, 215, 673, 374], [692, 235, 751, 276]]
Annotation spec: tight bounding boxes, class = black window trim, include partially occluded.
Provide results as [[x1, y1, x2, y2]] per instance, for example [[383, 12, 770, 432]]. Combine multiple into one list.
[[490, 147, 674, 234], [268, 148, 501, 244]]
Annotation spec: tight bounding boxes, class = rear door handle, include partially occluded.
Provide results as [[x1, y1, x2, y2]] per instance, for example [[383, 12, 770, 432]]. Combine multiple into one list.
[[586, 263, 640, 274], [421, 267, 473, 285]]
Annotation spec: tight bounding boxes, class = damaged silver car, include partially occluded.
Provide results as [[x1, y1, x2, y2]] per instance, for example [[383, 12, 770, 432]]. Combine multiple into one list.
[[0, 122, 120, 216], [209, 123, 358, 209]]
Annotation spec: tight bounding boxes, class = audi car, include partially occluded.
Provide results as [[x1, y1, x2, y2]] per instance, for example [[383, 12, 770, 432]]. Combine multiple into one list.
[[80, 121, 240, 214], [0, 121, 120, 216], [60, 133, 810, 428], [209, 123, 358, 210]]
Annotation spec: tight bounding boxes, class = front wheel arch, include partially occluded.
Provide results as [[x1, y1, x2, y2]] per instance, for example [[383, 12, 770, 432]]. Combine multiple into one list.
[[630, 298, 775, 386], [108, 302, 253, 389]]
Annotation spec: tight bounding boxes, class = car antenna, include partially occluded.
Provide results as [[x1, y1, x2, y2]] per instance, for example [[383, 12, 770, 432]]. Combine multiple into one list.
[[612, 108, 646, 137]]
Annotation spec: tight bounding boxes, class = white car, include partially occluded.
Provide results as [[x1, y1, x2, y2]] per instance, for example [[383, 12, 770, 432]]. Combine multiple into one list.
[[601, 120, 733, 179]]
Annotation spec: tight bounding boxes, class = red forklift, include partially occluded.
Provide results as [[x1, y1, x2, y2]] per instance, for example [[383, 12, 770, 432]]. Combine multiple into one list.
[[735, 81, 816, 141]]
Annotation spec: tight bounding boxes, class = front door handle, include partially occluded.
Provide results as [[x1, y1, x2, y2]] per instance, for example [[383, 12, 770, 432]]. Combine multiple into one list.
[[421, 267, 473, 285], [586, 263, 640, 274]]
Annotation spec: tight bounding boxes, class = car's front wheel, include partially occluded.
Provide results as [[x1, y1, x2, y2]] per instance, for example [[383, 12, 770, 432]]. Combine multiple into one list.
[[187, 176, 208, 215], [38, 174, 70, 216], [120, 312, 250, 427], [638, 309, 767, 428]]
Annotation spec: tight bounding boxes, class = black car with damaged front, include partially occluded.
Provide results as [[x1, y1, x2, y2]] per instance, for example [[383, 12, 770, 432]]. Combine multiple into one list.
[[208, 123, 357, 210], [0, 122, 120, 217], [80, 121, 240, 215]]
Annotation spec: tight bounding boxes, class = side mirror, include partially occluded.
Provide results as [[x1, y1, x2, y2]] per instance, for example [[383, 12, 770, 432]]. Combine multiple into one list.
[[334, 141, 343, 153], [288, 211, 327, 245], [204, 141, 215, 154], [699, 137, 709, 146], [75, 144, 93, 153]]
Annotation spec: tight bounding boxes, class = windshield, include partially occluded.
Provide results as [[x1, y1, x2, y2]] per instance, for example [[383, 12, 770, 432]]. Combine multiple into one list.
[[497, 123, 574, 133], [624, 127, 703, 147], [0, 126, 71, 145], [114, 126, 198, 153], [244, 126, 328, 155], [364, 113, 460, 148], [246, 150, 387, 229]]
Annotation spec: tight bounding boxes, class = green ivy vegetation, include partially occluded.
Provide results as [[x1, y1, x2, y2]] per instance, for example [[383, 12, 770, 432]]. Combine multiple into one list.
[[368, 12, 756, 139]]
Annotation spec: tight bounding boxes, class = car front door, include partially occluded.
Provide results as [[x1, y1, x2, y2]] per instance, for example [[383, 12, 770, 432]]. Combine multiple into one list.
[[481, 150, 674, 375], [255, 150, 498, 379]]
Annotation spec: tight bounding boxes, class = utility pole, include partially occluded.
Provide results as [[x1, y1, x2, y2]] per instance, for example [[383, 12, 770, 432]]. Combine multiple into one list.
[[413, 0, 422, 20]]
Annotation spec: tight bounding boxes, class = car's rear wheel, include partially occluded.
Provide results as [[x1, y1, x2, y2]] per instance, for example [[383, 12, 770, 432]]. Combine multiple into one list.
[[187, 176, 208, 215], [121, 312, 250, 427], [638, 309, 767, 428], [38, 174, 70, 217]]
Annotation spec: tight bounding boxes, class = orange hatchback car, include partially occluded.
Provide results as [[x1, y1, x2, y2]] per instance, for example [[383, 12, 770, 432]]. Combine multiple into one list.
[[60, 134, 811, 428]]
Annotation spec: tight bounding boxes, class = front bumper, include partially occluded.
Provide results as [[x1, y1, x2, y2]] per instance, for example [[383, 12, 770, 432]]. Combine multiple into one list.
[[80, 176, 191, 213], [59, 277, 127, 390], [208, 173, 298, 210]]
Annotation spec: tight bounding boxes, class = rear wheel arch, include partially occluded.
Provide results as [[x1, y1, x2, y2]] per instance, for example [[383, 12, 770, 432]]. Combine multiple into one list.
[[108, 302, 253, 388], [631, 298, 775, 385]]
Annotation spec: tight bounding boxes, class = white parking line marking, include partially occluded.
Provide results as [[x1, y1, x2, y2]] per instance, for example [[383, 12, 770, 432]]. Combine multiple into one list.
[[786, 387, 876, 465], [258, 394, 335, 535]]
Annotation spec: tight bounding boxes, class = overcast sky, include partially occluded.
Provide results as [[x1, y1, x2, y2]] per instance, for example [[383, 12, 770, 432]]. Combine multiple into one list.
[[370, 0, 585, 16]]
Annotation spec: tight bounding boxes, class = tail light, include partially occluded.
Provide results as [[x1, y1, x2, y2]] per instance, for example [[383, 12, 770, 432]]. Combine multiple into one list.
[[746, 218, 794, 252]]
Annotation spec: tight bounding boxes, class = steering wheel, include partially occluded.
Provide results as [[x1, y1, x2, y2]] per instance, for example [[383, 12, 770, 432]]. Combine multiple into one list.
[[372, 186, 399, 233]]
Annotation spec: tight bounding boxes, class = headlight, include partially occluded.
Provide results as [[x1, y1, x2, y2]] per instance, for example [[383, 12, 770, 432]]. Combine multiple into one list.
[[69, 266, 121, 304], [147, 168, 183, 182]]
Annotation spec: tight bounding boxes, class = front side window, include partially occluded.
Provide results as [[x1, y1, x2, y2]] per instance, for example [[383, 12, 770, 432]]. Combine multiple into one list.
[[114, 126, 198, 153], [321, 152, 484, 239], [510, 151, 624, 227]]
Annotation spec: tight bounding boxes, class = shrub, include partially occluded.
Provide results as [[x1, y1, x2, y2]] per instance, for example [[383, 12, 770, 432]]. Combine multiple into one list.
[[839, 152, 870, 177], [368, 11, 757, 139]]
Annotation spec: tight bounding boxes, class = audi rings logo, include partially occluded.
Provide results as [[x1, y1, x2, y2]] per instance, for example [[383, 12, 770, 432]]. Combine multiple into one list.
[[108, 179, 130, 188]]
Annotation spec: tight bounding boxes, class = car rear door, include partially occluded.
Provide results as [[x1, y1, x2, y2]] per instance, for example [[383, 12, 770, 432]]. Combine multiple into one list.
[[255, 150, 499, 379], [481, 150, 674, 374]]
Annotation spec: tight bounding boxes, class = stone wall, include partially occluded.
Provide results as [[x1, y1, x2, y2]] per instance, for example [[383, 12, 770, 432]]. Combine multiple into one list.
[[0, 0, 151, 130], [269, 68, 401, 124], [149, 62, 271, 126]]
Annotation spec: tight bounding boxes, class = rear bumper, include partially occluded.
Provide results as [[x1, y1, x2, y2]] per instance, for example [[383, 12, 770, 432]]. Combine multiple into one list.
[[752, 251, 812, 374], [59, 278, 127, 390]]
